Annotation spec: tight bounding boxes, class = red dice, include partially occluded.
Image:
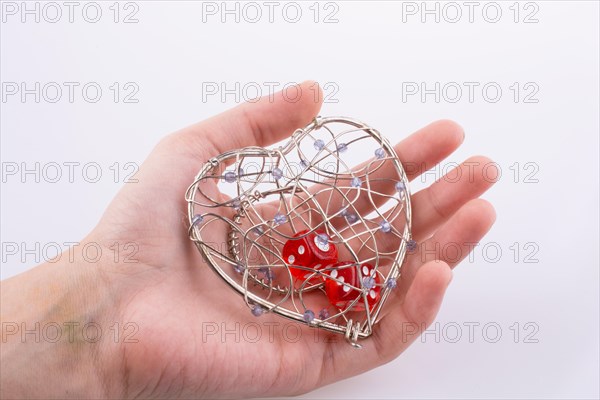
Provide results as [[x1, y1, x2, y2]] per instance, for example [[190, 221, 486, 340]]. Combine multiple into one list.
[[325, 262, 381, 311], [282, 229, 338, 283]]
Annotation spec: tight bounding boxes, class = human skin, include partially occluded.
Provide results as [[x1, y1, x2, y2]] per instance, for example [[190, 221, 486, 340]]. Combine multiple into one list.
[[0, 81, 497, 399]]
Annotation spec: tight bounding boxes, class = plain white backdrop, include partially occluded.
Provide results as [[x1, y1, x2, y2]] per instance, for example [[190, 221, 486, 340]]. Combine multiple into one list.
[[1, 1, 598, 398]]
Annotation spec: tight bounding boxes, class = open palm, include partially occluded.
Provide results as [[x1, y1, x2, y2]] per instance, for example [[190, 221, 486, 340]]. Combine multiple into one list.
[[88, 81, 496, 398]]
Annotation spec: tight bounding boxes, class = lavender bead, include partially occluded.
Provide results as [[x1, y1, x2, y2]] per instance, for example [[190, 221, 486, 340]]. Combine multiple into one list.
[[233, 263, 245, 274], [380, 220, 392, 233], [375, 147, 386, 159], [314, 233, 330, 252], [303, 309, 315, 323], [272, 167, 283, 180], [274, 213, 287, 225], [251, 305, 264, 317], [345, 212, 358, 224], [318, 309, 330, 320], [386, 279, 397, 289], [407, 239, 417, 252], [224, 171, 236, 183], [191, 214, 204, 226], [363, 276, 376, 290], [259, 267, 275, 281], [351, 177, 362, 188], [314, 139, 325, 151]]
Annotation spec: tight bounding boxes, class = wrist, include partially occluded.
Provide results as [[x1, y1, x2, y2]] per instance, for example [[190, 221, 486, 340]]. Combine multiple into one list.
[[1, 248, 124, 398]]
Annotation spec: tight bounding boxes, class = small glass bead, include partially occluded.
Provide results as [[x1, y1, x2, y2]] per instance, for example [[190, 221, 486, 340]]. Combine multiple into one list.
[[232, 199, 241, 210], [375, 147, 386, 159], [314, 139, 325, 151], [386, 279, 397, 290], [272, 167, 283, 180], [224, 172, 236, 183], [395, 181, 406, 193], [191, 214, 204, 226], [251, 305, 264, 317], [345, 212, 358, 224], [303, 309, 315, 323], [267, 270, 276, 281], [318, 309, 330, 320], [274, 213, 287, 225], [380, 220, 392, 233], [238, 167, 244, 176], [314, 233, 330, 252], [350, 177, 362, 188], [363, 276, 376, 290], [252, 226, 264, 236], [300, 159, 309, 169], [233, 263, 245, 274], [407, 239, 417, 252], [259, 267, 274, 281], [337, 143, 348, 153]]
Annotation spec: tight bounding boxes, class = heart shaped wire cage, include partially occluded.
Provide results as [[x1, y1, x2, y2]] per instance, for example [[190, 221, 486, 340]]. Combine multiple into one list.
[[186, 116, 413, 347]]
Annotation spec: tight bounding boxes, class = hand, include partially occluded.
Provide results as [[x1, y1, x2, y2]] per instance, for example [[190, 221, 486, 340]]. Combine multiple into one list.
[[0, 81, 497, 399]]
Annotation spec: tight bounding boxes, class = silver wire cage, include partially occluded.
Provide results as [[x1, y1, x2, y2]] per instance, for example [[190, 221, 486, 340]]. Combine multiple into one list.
[[186, 116, 413, 347]]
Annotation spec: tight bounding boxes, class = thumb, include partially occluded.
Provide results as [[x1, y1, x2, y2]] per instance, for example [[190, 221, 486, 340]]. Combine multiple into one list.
[[170, 80, 324, 159]]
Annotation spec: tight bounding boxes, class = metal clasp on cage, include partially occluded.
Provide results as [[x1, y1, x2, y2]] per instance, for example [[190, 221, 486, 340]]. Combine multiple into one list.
[[345, 320, 363, 349]]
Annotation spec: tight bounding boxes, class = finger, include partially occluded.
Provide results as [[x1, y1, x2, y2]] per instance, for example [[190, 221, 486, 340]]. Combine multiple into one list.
[[143, 80, 323, 184], [410, 156, 499, 241], [398, 119, 466, 181], [380, 260, 453, 356], [399, 198, 496, 293], [251, 154, 490, 283], [171, 80, 323, 159], [314, 120, 465, 223], [128, 80, 323, 199], [401, 260, 453, 327], [350, 119, 466, 182], [339, 156, 497, 264], [317, 260, 452, 382]]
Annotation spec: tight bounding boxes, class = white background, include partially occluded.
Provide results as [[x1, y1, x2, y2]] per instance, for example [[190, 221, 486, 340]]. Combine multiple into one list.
[[1, 1, 598, 398]]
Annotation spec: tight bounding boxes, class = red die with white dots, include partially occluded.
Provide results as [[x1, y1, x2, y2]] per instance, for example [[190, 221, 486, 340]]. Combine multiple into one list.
[[282, 229, 338, 283], [325, 262, 381, 311]]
